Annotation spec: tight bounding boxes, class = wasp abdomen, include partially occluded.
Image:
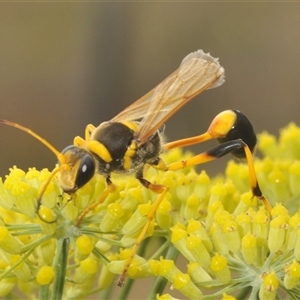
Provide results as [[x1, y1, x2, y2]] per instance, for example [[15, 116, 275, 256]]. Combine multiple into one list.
[[212, 110, 257, 159]]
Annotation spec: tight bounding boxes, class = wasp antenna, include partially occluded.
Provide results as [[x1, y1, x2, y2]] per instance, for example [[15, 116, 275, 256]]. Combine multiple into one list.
[[0, 119, 65, 164]]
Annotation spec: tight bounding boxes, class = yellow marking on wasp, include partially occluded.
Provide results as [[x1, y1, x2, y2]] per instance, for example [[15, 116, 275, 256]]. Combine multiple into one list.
[[125, 141, 138, 157], [123, 141, 138, 170], [88, 141, 112, 163], [208, 110, 236, 137], [123, 156, 132, 170], [151, 158, 168, 171], [121, 121, 139, 132]]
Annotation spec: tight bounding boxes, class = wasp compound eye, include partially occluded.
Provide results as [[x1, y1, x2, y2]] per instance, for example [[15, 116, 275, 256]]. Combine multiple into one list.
[[75, 154, 96, 189]]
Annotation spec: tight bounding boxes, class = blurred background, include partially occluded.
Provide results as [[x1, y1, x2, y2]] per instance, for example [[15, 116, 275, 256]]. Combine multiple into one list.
[[1, 3, 300, 176], [1, 3, 300, 299]]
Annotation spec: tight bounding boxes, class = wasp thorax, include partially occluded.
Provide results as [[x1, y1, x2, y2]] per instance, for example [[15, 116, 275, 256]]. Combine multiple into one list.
[[88, 121, 163, 176], [59, 145, 96, 193]]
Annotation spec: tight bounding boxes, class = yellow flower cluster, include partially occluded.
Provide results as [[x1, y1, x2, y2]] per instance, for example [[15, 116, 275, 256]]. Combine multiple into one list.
[[0, 123, 300, 299]]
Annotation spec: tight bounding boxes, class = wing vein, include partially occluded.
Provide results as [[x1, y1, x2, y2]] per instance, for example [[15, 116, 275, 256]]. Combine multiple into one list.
[[111, 49, 225, 143]]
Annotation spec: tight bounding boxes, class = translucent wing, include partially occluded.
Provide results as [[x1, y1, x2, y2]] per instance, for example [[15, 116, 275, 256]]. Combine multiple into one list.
[[112, 49, 225, 143]]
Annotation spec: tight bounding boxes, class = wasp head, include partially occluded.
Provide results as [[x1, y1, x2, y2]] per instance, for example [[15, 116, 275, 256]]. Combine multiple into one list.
[[58, 145, 96, 194]]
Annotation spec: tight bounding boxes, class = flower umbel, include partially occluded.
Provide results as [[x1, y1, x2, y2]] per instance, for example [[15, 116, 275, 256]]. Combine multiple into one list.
[[1, 123, 300, 299]]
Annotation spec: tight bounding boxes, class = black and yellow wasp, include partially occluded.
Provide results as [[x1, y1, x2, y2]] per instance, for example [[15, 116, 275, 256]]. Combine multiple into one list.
[[0, 49, 271, 286]]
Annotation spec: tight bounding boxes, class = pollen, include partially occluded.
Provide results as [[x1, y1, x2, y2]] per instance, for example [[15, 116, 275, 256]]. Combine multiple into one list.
[[210, 253, 227, 272], [38, 205, 56, 223], [36, 266, 55, 285], [260, 272, 279, 299], [81, 258, 98, 274], [76, 236, 94, 255], [173, 273, 190, 289]]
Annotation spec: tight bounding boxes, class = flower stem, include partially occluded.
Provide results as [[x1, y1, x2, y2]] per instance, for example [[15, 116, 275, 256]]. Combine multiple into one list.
[[39, 284, 50, 300], [51, 237, 70, 300]]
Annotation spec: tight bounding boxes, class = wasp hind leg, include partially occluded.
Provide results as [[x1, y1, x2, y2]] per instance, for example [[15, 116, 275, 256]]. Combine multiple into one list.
[[137, 158, 168, 193], [165, 110, 272, 212], [167, 139, 272, 212], [116, 170, 169, 287]]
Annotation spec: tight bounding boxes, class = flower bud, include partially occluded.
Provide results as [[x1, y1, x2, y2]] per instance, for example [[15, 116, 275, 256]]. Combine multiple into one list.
[[187, 219, 212, 252], [75, 236, 94, 260], [171, 227, 195, 262], [259, 272, 278, 300], [172, 272, 203, 300], [187, 262, 212, 282], [100, 202, 124, 232], [268, 216, 288, 253], [156, 198, 172, 229], [39, 239, 56, 264], [241, 233, 257, 265], [284, 260, 300, 290], [36, 266, 54, 285], [10, 255, 31, 282], [210, 253, 231, 284], [122, 203, 151, 236], [0, 227, 22, 254], [186, 235, 211, 267], [184, 193, 200, 220], [74, 257, 98, 284]]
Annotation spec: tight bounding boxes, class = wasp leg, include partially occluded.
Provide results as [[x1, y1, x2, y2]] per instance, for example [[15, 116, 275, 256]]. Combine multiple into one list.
[[168, 139, 272, 212], [149, 157, 168, 172], [116, 178, 168, 287], [165, 131, 213, 150], [76, 177, 114, 226], [85, 124, 96, 141], [74, 136, 86, 147], [73, 124, 96, 146], [138, 177, 165, 194]]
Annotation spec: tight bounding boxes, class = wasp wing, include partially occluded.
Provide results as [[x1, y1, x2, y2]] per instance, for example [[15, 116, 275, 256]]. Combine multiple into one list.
[[112, 49, 225, 143]]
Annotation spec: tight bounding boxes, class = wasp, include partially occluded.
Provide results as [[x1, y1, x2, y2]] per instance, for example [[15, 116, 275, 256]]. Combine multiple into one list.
[[0, 49, 271, 286]]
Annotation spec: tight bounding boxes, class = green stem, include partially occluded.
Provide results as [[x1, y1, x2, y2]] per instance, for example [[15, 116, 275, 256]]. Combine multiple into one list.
[[39, 284, 50, 300], [148, 239, 171, 261], [92, 247, 110, 265], [235, 286, 251, 300], [148, 244, 179, 300], [51, 237, 70, 300]]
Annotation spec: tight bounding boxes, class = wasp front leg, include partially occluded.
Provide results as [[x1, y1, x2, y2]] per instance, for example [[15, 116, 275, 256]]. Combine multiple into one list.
[[85, 124, 96, 141], [73, 124, 96, 146]]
